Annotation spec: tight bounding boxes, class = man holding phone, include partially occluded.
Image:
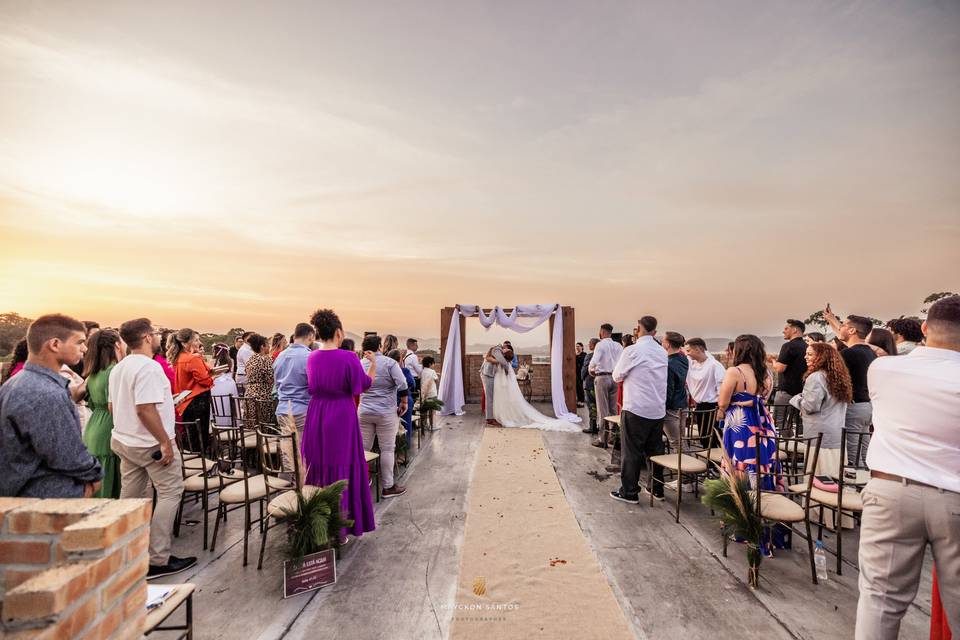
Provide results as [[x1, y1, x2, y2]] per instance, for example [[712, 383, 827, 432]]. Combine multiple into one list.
[[110, 318, 195, 580]]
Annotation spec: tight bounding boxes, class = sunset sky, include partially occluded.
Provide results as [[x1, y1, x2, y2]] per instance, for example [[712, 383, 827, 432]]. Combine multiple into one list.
[[1, 2, 958, 346]]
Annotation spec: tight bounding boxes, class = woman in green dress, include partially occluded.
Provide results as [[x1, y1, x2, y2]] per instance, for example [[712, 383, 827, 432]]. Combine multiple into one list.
[[82, 329, 125, 498]]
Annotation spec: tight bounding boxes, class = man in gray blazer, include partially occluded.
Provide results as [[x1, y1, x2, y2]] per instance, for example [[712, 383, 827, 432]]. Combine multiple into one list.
[[480, 345, 510, 426]]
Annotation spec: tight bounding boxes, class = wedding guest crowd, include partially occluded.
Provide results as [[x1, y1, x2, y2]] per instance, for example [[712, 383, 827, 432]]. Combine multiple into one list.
[[2, 296, 955, 635]]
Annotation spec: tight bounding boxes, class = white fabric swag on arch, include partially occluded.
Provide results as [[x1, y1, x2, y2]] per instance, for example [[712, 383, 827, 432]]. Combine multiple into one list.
[[437, 304, 580, 422]]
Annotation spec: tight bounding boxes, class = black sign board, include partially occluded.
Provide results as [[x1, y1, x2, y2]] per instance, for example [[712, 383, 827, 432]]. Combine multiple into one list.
[[283, 549, 337, 598]]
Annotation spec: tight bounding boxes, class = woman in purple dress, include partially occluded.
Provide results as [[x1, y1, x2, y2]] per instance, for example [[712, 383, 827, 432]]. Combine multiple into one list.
[[302, 309, 378, 540]]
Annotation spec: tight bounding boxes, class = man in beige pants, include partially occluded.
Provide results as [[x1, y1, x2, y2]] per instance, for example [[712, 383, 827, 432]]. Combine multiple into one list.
[[273, 323, 317, 483], [855, 296, 960, 639], [590, 323, 623, 448], [110, 318, 194, 580]]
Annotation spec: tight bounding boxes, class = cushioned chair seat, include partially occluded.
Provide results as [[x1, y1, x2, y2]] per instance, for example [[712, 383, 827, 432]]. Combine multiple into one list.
[[215, 431, 258, 448], [694, 448, 724, 463], [809, 487, 863, 511], [266, 485, 322, 518], [788, 483, 863, 510], [603, 415, 621, 427], [779, 441, 808, 454], [649, 453, 708, 474], [183, 469, 244, 493], [219, 475, 291, 503], [183, 457, 217, 472], [758, 493, 806, 522]]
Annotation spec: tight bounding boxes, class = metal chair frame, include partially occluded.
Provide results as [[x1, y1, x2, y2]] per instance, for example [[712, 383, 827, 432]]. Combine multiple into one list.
[[648, 410, 711, 522], [812, 428, 870, 575], [749, 432, 823, 584], [256, 423, 301, 570]]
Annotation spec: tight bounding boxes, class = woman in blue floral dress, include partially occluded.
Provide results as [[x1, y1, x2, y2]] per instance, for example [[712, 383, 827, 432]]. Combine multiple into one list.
[[718, 334, 785, 554]]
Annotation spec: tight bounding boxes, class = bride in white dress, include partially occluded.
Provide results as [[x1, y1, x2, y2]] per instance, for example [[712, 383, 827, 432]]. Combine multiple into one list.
[[490, 360, 581, 432]]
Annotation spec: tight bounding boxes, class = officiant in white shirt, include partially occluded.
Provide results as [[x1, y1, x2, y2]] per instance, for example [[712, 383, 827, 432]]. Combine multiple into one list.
[[589, 323, 624, 448]]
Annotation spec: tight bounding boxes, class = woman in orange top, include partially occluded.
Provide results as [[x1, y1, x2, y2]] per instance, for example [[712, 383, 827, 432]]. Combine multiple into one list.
[[168, 328, 214, 453]]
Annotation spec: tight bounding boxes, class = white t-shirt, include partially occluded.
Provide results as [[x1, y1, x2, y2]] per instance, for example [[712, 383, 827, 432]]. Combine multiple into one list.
[[210, 373, 238, 427], [109, 354, 176, 448], [686, 354, 727, 404], [236, 344, 253, 377], [421, 368, 439, 399]]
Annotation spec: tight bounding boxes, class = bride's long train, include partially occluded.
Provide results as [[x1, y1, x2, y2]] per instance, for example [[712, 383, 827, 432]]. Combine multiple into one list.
[[490, 367, 582, 432]]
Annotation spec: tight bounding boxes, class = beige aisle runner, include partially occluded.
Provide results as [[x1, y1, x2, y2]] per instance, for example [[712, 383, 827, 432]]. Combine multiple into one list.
[[451, 427, 632, 639]]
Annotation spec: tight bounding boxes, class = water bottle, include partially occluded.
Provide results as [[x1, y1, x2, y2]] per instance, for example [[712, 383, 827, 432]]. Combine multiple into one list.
[[814, 541, 828, 581]]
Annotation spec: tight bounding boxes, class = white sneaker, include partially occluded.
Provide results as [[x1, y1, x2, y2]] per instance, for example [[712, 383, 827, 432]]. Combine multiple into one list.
[[664, 480, 696, 493]]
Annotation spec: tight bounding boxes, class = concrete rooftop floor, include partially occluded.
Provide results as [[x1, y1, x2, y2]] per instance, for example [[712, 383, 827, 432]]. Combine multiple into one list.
[[150, 405, 933, 640]]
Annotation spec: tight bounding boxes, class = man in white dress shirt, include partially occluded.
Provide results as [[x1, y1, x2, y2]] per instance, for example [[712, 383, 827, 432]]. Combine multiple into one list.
[[402, 338, 423, 392], [589, 323, 624, 448], [609, 316, 667, 504], [684, 337, 726, 447], [855, 295, 960, 639]]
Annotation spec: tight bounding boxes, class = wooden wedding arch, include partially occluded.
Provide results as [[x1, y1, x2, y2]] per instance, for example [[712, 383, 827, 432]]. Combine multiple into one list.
[[439, 306, 578, 413]]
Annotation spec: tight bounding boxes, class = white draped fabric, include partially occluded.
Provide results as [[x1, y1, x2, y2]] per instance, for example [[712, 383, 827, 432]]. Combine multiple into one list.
[[438, 304, 580, 422]]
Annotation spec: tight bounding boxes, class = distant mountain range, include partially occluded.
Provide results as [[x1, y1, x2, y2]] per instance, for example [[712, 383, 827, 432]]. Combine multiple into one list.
[[378, 336, 788, 356]]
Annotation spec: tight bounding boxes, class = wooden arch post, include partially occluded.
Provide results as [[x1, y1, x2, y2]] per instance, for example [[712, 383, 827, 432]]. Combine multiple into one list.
[[439, 305, 577, 414]]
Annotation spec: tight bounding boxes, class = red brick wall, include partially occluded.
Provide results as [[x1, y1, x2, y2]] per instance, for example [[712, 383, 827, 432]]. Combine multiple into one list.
[[463, 354, 553, 402], [0, 498, 151, 639]]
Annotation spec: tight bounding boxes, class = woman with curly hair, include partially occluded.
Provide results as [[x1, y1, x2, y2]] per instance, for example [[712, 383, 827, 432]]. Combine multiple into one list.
[[888, 316, 923, 354], [790, 342, 852, 472], [302, 309, 378, 542], [791, 342, 854, 528]]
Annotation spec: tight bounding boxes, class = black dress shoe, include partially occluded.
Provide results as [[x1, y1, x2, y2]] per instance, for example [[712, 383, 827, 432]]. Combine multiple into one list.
[[147, 555, 198, 580], [582, 427, 597, 434]]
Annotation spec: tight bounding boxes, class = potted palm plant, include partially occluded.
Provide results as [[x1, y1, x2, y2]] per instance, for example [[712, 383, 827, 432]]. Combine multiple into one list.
[[701, 459, 764, 589], [282, 480, 354, 569]]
